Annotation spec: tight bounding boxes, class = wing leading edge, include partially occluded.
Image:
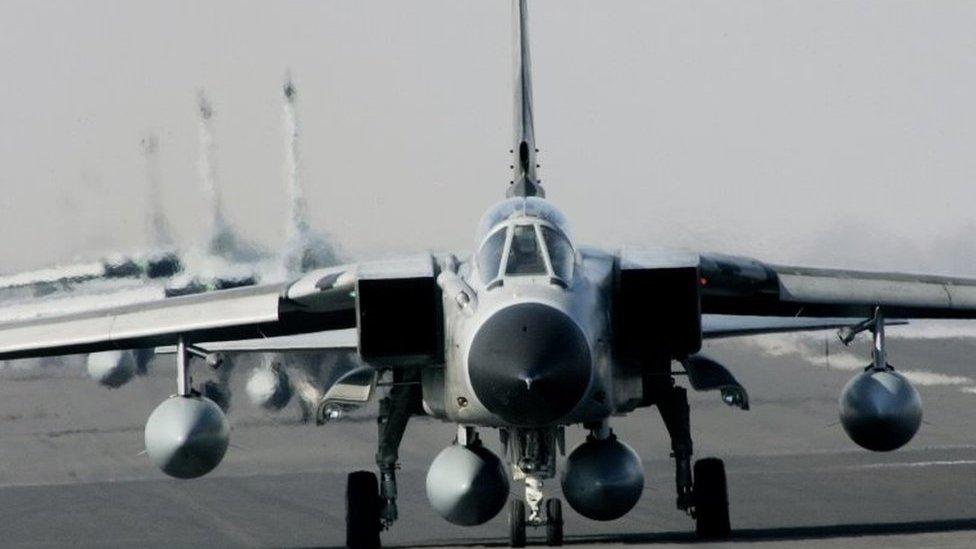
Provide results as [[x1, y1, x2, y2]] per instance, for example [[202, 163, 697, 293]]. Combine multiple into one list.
[[699, 253, 976, 319], [0, 264, 359, 360], [700, 315, 907, 339], [0, 248, 970, 360]]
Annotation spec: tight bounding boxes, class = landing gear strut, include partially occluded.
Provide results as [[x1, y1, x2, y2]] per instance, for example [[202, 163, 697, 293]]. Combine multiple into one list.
[[503, 427, 565, 547], [649, 375, 731, 539], [345, 369, 422, 548]]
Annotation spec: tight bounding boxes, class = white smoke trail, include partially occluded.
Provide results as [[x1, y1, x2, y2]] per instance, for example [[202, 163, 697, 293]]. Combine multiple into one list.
[[193, 90, 265, 266], [283, 73, 308, 245], [141, 134, 172, 248], [280, 73, 339, 275], [197, 90, 227, 253]]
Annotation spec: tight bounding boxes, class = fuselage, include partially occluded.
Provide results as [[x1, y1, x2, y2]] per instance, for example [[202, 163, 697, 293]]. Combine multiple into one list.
[[423, 197, 644, 428]]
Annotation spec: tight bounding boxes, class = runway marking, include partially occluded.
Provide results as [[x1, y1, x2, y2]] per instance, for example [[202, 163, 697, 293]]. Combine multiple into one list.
[[848, 459, 976, 470]]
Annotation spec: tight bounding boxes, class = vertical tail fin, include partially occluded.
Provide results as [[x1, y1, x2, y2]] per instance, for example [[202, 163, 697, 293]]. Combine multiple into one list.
[[507, 0, 545, 198]]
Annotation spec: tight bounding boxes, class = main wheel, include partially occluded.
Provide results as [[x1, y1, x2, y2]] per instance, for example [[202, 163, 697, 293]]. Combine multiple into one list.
[[693, 458, 731, 539], [509, 499, 526, 548], [545, 498, 563, 546], [346, 470, 381, 549]]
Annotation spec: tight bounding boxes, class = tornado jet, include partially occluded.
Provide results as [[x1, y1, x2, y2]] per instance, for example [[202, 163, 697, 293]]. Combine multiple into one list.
[[1, 1, 975, 547], [0, 78, 338, 395]]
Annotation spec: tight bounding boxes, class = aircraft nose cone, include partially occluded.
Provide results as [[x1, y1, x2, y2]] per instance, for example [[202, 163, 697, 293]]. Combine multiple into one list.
[[468, 303, 591, 426]]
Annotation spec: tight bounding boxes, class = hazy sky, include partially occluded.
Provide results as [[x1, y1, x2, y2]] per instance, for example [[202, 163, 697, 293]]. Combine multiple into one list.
[[2, 1, 976, 274]]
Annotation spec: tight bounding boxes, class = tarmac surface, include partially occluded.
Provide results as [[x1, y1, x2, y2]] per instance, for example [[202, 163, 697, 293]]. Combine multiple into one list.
[[0, 329, 975, 548]]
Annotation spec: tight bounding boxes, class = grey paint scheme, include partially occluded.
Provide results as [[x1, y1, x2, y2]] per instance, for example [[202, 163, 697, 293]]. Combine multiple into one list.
[[424, 444, 509, 526], [0, 245, 968, 431], [0, 0, 975, 483], [86, 349, 136, 388], [839, 369, 923, 452], [438, 244, 640, 427], [158, 329, 358, 353], [560, 435, 645, 521], [699, 315, 906, 339], [700, 253, 976, 318], [154, 316, 875, 355], [0, 0, 973, 538], [143, 395, 230, 479], [0, 244, 966, 429], [507, 0, 542, 199]]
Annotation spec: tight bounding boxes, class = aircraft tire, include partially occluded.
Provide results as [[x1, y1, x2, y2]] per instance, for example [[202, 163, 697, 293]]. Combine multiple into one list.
[[693, 458, 731, 539], [346, 470, 381, 549], [509, 499, 526, 548], [545, 498, 563, 546]]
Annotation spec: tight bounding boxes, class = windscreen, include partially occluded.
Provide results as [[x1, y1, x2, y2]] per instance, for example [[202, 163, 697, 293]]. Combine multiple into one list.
[[477, 228, 507, 282], [541, 225, 574, 280], [505, 225, 547, 276]]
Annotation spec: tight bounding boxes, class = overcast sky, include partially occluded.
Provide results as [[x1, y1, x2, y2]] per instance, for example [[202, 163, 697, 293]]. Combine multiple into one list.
[[2, 1, 976, 274]]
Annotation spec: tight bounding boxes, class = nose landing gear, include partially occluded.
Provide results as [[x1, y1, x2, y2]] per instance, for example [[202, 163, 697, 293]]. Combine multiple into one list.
[[507, 490, 564, 547], [545, 498, 564, 546], [503, 427, 565, 547]]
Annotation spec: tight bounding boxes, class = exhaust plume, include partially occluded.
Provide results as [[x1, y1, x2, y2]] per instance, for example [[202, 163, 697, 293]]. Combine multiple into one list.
[[195, 90, 264, 264], [280, 73, 339, 275], [196, 91, 226, 251], [141, 134, 173, 248], [283, 73, 307, 244]]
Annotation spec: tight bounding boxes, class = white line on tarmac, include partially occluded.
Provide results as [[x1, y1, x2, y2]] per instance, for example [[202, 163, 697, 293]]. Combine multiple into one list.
[[849, 459, 976, 470]]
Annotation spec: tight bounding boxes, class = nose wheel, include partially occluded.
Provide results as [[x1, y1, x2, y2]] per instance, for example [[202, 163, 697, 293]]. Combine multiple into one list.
[[504, 427, 565, 547], [509, 499, 526, 547], [508, 497, 563, 547], [544, 498, 563, 546]]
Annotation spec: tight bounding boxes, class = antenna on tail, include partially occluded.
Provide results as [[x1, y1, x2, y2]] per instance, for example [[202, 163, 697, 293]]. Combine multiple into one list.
[[507, 0, 545, 198]]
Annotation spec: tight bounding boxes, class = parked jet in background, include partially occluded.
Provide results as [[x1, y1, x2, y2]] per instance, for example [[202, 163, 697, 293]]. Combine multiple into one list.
[[0, 1, 972, 547]]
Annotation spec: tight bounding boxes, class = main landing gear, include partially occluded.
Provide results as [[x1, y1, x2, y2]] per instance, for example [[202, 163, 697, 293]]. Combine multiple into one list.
[[648, 375, 732, 539], [503, 427, 564, 547], [345, 370, 422, 549], [346, 470, 381, 549]]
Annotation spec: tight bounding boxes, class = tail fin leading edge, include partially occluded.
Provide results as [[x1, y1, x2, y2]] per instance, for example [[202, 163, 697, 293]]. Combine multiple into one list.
[[508, 0, 545, 199]]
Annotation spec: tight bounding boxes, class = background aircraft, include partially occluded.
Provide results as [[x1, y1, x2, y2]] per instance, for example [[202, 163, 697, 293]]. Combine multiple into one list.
[[0, 76, 340, 413], [2, 1, 976, 548]]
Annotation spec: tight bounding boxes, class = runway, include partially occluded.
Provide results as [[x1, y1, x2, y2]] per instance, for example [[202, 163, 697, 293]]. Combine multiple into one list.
[[0, 331, 975, 548], [1, 447, 975, 548]]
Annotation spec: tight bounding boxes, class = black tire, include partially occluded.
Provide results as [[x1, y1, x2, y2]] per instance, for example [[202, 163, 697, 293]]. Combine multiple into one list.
[[545, 498, 563, 546], [509, 499, 526, 548], [694, 458, 731, 539], [346, 470, 381, 549]]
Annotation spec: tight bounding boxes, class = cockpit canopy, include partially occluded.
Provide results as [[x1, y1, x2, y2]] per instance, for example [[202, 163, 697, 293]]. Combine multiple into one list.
[[475, 198, 575, 285]]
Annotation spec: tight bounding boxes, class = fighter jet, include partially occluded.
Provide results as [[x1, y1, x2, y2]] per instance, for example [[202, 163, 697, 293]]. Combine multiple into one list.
[[0, 78, 338, 395], [0, 134, 181, 307], [0, 1, 973, 547]]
